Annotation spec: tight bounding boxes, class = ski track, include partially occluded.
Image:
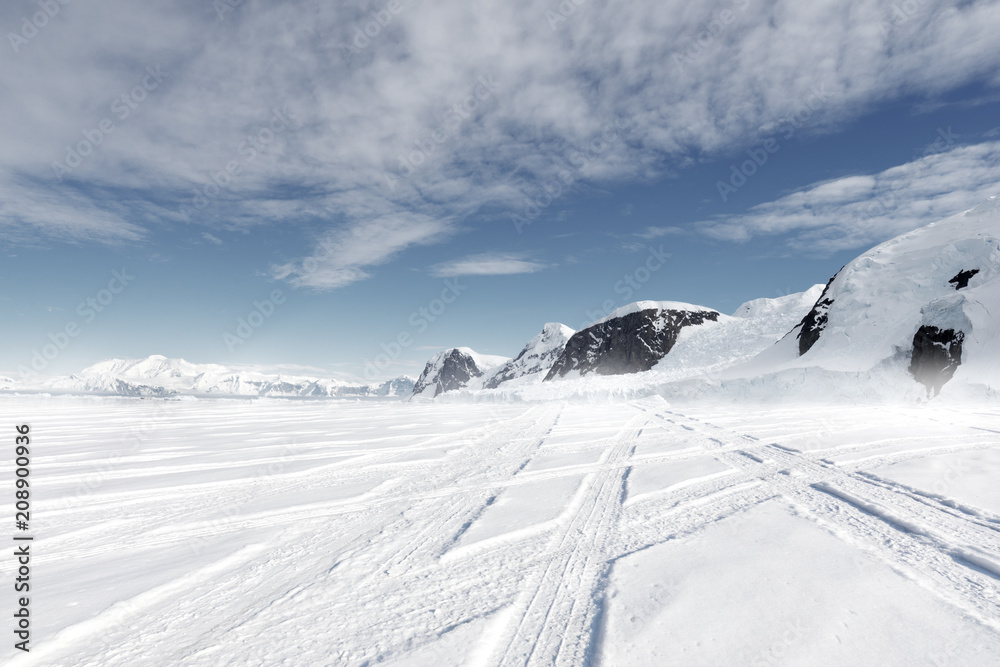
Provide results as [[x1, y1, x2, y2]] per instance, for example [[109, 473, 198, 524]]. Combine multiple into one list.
[[3, 398, 1000, 665]]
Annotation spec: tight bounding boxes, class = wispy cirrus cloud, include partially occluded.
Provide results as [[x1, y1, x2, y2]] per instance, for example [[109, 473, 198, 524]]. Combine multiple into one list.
[[635, 226, 686, 240], [273, 214, 453, 289], [696, 141, 1000, 253], [428, 252, 549, 278]]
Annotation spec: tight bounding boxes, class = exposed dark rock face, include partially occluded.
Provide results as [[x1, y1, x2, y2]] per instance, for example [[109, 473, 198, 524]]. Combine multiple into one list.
[[796, 271, 840, 356], [412, 349, 484, 397], [909, 326, 965, 397], [948, 269, 979, 290], [544, 308, 719, 380]]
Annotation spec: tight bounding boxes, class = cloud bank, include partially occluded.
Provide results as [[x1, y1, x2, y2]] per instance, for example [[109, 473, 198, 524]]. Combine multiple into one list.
[[3, 0, 1000, 283]]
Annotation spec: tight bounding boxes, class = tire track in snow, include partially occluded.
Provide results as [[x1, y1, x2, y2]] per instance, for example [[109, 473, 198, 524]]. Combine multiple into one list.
[[657, 409, 1000, 632], [488, 411, 647, 667], [189, 405, 566, 666]]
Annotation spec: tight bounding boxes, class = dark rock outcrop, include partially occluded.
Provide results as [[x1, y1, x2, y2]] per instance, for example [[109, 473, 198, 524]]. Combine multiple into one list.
[[796, 270, 840, 356], [544, 308, 719, 380], [948, 269, 979, 290], [909, 325, 965, 397], [412, 348, 485, 397]]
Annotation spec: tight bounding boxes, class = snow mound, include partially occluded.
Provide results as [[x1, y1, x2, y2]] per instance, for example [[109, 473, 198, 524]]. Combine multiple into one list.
[[744, 197, 1000, 396]]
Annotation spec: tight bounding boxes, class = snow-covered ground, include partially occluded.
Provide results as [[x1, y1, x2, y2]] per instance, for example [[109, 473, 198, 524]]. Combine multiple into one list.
[[1, 396, 999, 666]]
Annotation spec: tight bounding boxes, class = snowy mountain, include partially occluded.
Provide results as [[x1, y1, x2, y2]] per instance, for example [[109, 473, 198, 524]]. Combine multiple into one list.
[[372, 376, 417, 397], [411, 348, 509, 398], [8, 198, 997, 404], [42, 355, 413, 399], [650, 286, 825, 379], [484, 323, 575, 389], [545, 302, 721, 380], [742, 196, 1000, 397]]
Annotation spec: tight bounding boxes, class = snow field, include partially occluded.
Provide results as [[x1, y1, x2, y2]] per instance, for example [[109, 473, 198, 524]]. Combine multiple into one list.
[[0, 396, 998, 666]]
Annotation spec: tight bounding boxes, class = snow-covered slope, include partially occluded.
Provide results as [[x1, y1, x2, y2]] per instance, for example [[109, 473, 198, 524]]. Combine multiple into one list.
[[411, 348, 509, 398], [650, 285, 825, 379], [742, 197, 1000, 396], [484, 323, 575, 389], [44, 355, 413, 399], [437, 286, 825, 402]]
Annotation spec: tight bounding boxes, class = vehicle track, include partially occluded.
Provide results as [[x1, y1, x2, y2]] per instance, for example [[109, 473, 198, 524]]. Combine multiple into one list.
[[654, 409, 1000, 632], [489, 411, 647, 667]]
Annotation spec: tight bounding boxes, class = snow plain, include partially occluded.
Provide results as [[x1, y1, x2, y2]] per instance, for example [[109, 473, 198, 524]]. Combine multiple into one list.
[[1, 395, 999, 666]]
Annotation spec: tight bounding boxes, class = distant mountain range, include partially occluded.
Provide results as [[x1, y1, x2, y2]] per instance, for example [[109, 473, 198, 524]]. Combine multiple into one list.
[[4, 198, 997, 402], [6, 356, 414, 399], [411, 197, 1000, 401]]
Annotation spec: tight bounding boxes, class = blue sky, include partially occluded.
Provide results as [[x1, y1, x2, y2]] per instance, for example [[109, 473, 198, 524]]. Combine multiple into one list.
[[2, 0, 1000, 381]]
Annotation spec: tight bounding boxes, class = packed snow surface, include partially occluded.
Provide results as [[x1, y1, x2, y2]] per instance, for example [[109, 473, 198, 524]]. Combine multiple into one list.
[[2, 396, 998, 666]]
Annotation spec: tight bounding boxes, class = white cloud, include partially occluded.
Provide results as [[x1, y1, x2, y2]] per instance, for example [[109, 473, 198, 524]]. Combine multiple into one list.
[[2, 0, 1000, 281], [697, 141, 1000, 253], [273, 214, 452, 289], [635, 226, 686, 239], [429, 252, 549, 278]]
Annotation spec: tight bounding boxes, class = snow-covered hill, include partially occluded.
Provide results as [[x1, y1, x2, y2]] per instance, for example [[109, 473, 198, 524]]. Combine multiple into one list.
[[545, 302, 722, 380], [740, 196, 1000, 397], [41, 355, 413, 399], [651, 285, 825, 379], [6, 199, 996, 404], [412, 348, 509, 398], [484, 323, 575, 389], [440, 287, 825, 402]]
